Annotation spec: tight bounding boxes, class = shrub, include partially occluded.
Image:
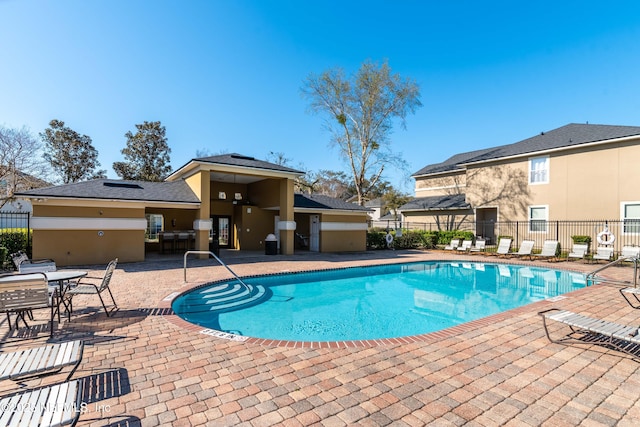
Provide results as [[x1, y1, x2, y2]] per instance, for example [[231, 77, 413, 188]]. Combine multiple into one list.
[[0, 246, 8, 270], [0, 231, 28, 258], [367, 231, 388, 250]]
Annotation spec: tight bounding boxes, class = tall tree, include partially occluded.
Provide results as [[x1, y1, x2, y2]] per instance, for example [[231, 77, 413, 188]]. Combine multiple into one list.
[[0, 126, 49, 207], [381, 188, 412, 228], [113, 121, 172, 181], [302, 59, 422, 205], [40, 120, 106, 184]]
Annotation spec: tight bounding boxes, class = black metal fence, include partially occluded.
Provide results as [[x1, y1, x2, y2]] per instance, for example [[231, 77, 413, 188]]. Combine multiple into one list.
[[0, 210, 31, 252], [370, 219, 640, 256]]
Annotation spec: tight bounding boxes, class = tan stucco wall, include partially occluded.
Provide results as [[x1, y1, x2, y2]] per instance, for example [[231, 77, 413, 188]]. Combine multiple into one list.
[[235, 205, 276, 251], [32, 204, 146, 266], [319, 214, 367, 252], [414, 172, 466, 198]]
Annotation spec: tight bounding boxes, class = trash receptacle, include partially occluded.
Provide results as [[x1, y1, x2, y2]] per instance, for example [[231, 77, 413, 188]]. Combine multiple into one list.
[[265, 234, 278, 255]]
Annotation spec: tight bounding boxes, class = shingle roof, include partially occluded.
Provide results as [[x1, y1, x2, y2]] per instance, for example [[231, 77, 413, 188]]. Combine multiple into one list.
[[15, 179, 200, 204], [192, 153, 303, 174], [294, 194, 371, 212], [400, 194, 471, 211], [413, 123, 640, 176]]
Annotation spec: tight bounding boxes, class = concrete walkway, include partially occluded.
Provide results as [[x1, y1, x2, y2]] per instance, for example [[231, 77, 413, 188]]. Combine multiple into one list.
[[1, 250, 640, 426]]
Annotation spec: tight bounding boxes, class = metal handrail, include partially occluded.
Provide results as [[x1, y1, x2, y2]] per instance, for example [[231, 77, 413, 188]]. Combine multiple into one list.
[[586, 256, 639, 287], [183, 251, 253, 293]]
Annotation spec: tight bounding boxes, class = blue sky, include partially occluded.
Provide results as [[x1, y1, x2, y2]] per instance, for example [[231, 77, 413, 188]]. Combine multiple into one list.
[[2, 1, 640, 192]]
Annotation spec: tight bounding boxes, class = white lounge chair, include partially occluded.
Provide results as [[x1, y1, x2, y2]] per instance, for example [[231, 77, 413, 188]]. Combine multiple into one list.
[[495, 238, 512, 256], [620, 287, 640, 309], [540, 308, 640, 357], [444, 239, 460, 251], [457, 240, 473, 252], [532, 240, 559, 261], [592, 246, 614, 263], [620, 246, 640, 260], [568, 243, 589, 261], [11, 251, 56, 274], [469, 239, 486, 253], [0, 340, 84, 381], [0, 379, 83, 426], [513, 240, 535, 259]]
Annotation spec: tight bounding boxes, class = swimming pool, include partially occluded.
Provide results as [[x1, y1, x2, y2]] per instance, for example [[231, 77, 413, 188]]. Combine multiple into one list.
[[172, 261, 586, 342]]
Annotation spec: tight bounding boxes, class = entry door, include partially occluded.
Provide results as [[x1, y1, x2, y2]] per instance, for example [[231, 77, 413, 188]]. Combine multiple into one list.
[[310, 215, 320, 252], [212, 216, 232, 248]]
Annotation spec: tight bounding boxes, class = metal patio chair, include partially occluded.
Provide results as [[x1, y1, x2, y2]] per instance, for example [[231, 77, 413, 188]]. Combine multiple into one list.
[[65, 258, 118, 317]]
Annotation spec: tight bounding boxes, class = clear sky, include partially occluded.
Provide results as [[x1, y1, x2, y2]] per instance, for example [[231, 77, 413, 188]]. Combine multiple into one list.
[[2, 0, 640, 192]]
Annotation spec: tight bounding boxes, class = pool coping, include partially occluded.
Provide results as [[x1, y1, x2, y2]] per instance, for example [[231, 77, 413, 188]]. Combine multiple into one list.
[[159, 258, 590, 348]]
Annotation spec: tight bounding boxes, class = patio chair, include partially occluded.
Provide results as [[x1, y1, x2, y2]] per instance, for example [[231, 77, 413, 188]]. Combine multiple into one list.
[[495, 238, 512, 256], [10, 251, 56, 273], [0, 273, 58, 337], [568, 243, 588, 261], [532, 240, 559, 261], [469, 239, 486, 253], [540, 308, 640, 357], [444, 239, 460, 250], [457, 240, 473, 252], [619, 246, 640, 260], [65, 258, 118, 317], [513, 240, 535, 259], [620, 287, 640, 309], [592, 246, 614, 263], [0, 379, 83, 426], [0, 340, 84, 382]]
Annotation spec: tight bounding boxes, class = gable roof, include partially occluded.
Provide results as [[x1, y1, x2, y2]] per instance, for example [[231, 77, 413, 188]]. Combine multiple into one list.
[[295, 193, 371, 212], [413, 123, 640, 177], [15, 179, 200, 204], [400, 194, 471, 212]]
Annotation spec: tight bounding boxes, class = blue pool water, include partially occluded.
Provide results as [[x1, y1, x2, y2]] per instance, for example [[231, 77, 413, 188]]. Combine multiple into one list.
[[172, 261, 586, 342]]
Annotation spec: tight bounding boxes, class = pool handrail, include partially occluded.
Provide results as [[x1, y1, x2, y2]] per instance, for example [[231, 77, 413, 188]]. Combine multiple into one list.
[[183, 251, 253, 293], [586, 255, 639, 287]]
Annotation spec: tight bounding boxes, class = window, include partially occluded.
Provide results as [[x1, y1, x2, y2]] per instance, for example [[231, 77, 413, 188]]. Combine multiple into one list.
[[145, 214, 163, 242], [529, 156, 549, 184], [622, 203, 640, 234], [529, 206, 548, 232]]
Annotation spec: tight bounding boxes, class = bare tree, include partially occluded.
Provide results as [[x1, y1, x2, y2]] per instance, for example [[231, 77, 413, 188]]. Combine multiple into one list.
[[0, 126, 49, 208], [302, 59, 422, 205]]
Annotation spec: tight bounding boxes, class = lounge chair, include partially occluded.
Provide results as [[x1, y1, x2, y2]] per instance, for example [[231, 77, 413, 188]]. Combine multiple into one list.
[[0, 379, 83, 426], [513, 240, 535, 259], [457, 240, 473, 252], [469, 239, 486, 253], [10, 251, 56, 274], [66, 258, 118, 317], [495, 238, 512, 256], [540, 308, 640, 357], [620, 287, 640, 309], [568, 243, 588, 261], [532, 240, 559, 261], [443, 239, 460, 251], [619, 246, 640, 260], [592, 246, 614, 263], [0, 340, 84, 381]]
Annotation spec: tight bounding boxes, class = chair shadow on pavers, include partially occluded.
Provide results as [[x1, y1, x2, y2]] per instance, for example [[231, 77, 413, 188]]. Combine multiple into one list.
[[103, 416, 143, 427], [77, 367, 132, 424]]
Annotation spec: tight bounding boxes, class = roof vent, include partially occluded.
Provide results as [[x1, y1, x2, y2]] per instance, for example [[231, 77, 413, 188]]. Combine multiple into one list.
[[230, 155, 256, 161], [103, 182, 143, 189]]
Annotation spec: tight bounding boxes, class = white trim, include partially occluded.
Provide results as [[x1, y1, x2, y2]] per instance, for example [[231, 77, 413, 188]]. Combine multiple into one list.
[[32, 217, 147, 230], [193, 219, 213, 231], [277, 221, 297, 231], [320, 222, 368, 231]]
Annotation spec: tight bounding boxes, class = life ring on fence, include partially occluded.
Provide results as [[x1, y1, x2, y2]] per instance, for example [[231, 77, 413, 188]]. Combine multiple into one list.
[[385, 233, 394, 246], [597, 229, 616, 245]]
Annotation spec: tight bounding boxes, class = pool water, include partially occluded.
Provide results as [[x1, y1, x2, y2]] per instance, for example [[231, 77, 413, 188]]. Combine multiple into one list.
[[172, 261, 586, 342]]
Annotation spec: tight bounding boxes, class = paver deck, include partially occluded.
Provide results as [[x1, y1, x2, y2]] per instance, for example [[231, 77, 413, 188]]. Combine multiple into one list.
[[1, 249, 640, 426]]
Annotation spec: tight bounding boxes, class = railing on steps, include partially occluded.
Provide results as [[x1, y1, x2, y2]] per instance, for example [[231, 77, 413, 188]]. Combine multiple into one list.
[[183, 251, 253, 293], [586, 256, 640, 287]]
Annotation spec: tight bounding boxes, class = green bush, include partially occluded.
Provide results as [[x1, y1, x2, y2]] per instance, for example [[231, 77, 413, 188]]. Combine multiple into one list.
[[0, 231, 28, 259], [0, 246, 8, 270], [367, 231, 388, 250], [438, 230, 475, 245]]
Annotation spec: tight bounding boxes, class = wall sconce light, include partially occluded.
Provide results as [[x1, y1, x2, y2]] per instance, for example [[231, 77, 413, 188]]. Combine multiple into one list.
[[218, 191, 226, 199], [234, 193, 242, 200]]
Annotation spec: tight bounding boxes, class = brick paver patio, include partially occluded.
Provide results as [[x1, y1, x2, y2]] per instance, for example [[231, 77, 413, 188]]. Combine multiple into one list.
[[1, 250, 640, 426]]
